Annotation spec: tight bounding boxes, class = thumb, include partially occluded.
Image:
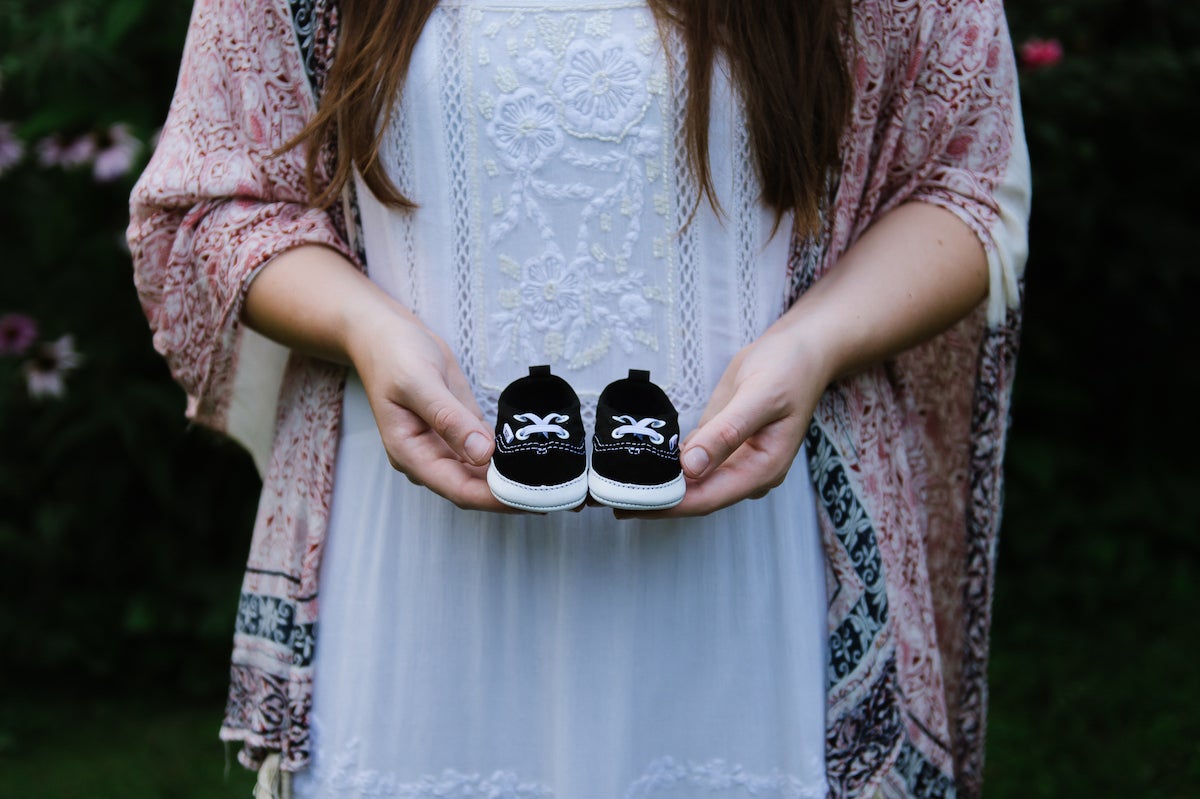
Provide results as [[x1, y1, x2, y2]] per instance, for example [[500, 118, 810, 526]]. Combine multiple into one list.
[[679, 386, 774, 479], [408, 380, 494, 466]]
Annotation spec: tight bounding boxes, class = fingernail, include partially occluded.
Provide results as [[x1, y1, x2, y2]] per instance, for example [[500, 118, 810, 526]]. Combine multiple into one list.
[[683, 447, 709, 476], [465, 432, 490, 463]]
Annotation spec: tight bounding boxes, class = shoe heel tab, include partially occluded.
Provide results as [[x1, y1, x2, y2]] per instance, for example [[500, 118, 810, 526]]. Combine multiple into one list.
[[628, 369, 650, 382], [529, 365, 552, 377]]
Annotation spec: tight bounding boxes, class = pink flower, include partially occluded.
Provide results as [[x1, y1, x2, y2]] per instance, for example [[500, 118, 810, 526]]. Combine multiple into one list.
[[93, 123, 141, 182], [1020, 38, 1064, 70], [0, 122, 23, 175], [23, 335, 82, 400], [0, 313, 38, 356]]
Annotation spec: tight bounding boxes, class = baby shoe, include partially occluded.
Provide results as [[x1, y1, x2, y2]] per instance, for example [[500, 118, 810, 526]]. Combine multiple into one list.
[[589, 369, 685, 510], [487, 365, 588, 512]]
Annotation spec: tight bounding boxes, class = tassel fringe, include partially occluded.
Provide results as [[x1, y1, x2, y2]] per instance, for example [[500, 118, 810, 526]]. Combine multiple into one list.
[[253, 754, 292, 799]]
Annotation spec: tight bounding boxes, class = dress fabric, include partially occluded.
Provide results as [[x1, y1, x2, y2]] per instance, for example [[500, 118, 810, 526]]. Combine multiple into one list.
[[293, 2, 828, 797], [128, 0, 1030, 794]]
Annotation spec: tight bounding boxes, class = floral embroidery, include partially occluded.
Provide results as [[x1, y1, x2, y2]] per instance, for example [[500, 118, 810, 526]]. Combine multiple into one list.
[[519, 252, 583, 331], [296, 732, 825, 799], [515, 48, 556, 82], [487, 88, 563, 171], [296, 735, 555, 798], [626, 756, 827, 798], [466, 5, 674, 381], [554, 39, 650, 140]]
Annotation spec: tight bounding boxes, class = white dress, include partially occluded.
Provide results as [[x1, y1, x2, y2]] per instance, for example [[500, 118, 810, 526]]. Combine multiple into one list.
[[295, 2, 829, 797]]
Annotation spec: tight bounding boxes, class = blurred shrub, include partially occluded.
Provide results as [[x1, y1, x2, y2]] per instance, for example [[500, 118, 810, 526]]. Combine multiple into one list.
[[0, 0, 1195, 705], [0, 0, 258, 697], [1002, 2, 1200, 611]]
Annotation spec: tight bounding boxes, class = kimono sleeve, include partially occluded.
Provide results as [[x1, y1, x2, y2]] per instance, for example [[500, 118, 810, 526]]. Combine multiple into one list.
[[902, 1, 1032, 326], [128, 0, 353, 439]]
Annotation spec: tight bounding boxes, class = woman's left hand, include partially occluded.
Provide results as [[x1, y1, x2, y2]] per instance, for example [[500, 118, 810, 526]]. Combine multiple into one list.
[[615, 318, 832, 519], [611, 202, 991, 519]]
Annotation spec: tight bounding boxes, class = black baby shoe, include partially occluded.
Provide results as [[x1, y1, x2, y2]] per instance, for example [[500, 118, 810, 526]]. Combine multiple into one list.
[[589, 369, 685, 510], [487, 365, 588, 512]]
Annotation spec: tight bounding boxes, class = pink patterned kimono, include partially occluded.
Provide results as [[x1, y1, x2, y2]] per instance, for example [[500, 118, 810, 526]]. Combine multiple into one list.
[[128, 0, 1030, 796]]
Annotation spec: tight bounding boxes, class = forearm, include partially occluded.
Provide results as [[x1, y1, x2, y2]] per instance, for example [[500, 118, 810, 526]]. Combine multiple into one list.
[[241, 244, 402, 366], [778, 201, 989, 384]]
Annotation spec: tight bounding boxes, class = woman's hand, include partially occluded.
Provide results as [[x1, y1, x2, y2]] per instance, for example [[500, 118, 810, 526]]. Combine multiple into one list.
[[616, 318, 832, 519], [614, 201, 990, 520], [346, 308, 514, 513], [244, 244, 514, 513]]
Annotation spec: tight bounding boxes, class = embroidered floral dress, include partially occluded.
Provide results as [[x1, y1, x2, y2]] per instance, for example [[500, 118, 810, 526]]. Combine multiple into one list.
[[294, 3, 828, 796]]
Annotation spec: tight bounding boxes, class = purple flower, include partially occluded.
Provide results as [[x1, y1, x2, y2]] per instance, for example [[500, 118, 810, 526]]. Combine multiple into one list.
[[93, 123, 141, 182], [23, 335, 81, 400], [36, 136, 65, 167], [37, 134, 89, 168], [59, 133, 97, 168], [0, 122, 24, 175], [0, 313, 38, 356]]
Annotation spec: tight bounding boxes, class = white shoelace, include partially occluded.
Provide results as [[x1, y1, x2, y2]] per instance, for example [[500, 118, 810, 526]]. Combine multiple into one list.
[[610, 415, 666, 445], [504, 412, 572, 443]]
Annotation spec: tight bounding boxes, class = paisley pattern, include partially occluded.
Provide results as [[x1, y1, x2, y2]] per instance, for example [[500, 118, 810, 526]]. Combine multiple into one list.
[[127, 0, 1028, 795]]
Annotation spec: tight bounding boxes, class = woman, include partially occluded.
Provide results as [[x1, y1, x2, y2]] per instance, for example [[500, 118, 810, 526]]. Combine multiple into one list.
[[129, 0, 1029, 796]]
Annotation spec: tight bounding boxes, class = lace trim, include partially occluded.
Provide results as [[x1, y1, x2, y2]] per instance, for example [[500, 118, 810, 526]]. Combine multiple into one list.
[[294, 737, 554, 798], [383, 96, 421, 317], [438, 7, 492, 421], [665, 23, 703, 420], [733, 96, 759, 348], [295, 740, 825, 799], [625, 756, 826, 798]]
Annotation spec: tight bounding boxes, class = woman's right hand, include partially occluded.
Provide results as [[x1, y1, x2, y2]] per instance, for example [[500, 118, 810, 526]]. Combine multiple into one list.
[[346, 305, 514, 513], [243, 244, 512, 513]]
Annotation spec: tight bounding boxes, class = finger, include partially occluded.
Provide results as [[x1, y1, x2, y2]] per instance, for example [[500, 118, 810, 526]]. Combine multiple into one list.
[[678, 352, 745, 457], [618, 443, 785, 519], [389, 431, 519, 513], [689, 366, 741, 441], [679, 382, 779, 479], [442, 349, 487, 421], [405, 378, 494, 466], [448, 374, 486, 421], [419, 458, 519, 513], [614, 471, 741, 519]]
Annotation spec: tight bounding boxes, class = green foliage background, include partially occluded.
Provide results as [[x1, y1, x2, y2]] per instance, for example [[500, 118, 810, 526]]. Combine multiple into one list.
[[0, 0, 1196, 795]]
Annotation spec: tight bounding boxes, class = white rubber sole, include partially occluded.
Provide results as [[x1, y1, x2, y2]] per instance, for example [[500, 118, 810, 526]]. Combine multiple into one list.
[[587, 467, 686, 511], [487, 463, 589, 512]]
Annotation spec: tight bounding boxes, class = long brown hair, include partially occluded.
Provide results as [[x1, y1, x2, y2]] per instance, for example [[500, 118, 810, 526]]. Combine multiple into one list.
[[293, 0, 854, 235]]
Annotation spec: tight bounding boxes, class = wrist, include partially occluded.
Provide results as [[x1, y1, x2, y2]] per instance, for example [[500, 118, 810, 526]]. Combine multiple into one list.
[[342, 294, 413, 374], [770, 301, 846, 391]]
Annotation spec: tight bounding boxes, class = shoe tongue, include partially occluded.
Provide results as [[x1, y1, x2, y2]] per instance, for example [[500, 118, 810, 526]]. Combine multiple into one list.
[[529, 365, 552, 378], [628, 369, 650, 382]]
